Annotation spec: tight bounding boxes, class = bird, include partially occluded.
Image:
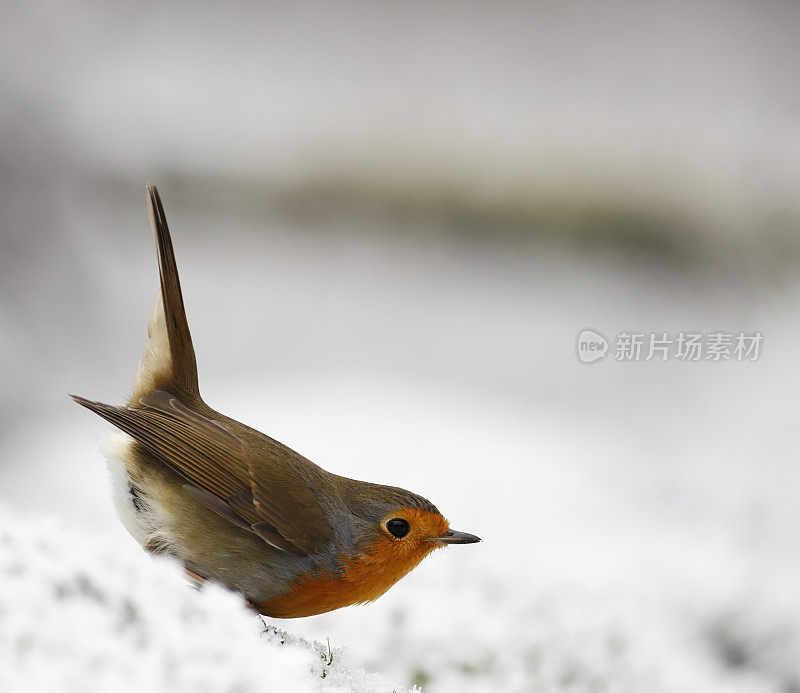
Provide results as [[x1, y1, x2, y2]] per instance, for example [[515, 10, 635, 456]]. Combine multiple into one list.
[[72, 185, 479, 618]]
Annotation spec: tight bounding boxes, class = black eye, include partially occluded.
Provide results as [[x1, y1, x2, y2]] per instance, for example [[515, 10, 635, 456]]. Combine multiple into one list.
[[386, 518, 410, 538]]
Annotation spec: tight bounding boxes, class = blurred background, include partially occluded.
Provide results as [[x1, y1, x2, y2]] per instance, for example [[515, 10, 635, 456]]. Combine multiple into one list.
[[2, 1, 800, 691]]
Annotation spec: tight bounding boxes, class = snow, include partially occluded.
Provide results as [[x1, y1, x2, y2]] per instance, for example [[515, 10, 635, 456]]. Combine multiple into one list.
[[0, 508, 413, 693]]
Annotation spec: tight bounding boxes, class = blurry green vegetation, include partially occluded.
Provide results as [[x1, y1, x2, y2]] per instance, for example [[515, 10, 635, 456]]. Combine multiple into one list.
[[98, 166, 800, 271]]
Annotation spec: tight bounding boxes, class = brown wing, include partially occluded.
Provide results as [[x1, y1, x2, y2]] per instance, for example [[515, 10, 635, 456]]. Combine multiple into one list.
[[71, 390, 332, 555]]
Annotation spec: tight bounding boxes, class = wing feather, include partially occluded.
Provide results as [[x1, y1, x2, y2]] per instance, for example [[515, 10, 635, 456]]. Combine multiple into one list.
[[71, 390, 332, 555]]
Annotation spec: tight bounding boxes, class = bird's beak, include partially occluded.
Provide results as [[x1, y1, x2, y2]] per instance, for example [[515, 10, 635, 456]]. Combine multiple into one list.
[[436, 529, 481, 545]]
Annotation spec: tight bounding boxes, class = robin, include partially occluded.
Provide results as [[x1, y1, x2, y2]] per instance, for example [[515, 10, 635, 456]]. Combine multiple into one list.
[[72, 186, 479, 618]]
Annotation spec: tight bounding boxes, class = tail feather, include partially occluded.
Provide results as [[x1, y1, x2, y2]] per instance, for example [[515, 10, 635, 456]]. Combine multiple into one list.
[[131, 186, 199, 404]]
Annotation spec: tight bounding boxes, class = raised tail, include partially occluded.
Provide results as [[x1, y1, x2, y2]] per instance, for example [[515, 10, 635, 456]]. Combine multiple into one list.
[[130, 185, 200, 404]]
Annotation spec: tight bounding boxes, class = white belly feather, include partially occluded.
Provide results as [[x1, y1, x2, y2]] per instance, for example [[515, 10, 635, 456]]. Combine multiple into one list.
[[100, 431, 175, 552]]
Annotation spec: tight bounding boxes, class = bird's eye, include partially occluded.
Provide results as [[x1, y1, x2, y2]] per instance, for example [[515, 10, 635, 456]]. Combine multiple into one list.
[[386, 518, 410, 538]]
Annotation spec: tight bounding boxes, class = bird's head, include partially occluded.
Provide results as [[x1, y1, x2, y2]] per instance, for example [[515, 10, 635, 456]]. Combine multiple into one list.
[[259, 482, 480, 618], [371, 503, 480, 557], [339, 483, 480, 585]]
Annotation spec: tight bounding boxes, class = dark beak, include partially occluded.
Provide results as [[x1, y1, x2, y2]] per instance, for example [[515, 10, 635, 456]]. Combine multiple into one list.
[[437, 529, 481, 545]]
